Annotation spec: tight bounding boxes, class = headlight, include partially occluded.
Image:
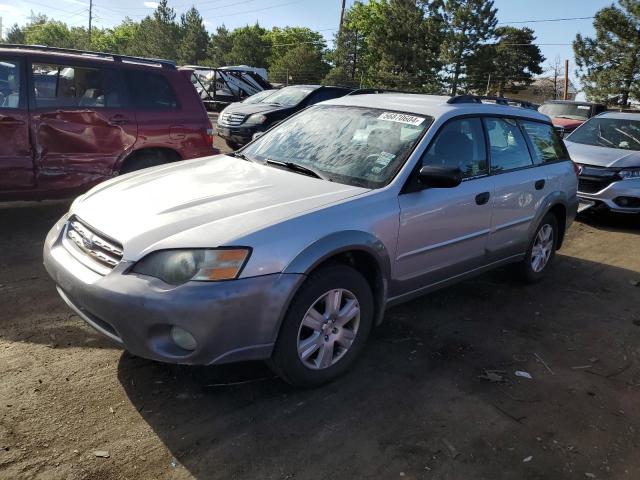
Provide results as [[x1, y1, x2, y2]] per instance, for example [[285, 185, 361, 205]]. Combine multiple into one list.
[[618, 168, 640, 180], [244, 113, 267, 125], [132, 248, 250, 285]]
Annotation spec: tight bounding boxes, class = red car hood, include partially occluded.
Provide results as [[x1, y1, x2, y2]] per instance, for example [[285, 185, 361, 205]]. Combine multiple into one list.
[[551, 117, 585, 130]]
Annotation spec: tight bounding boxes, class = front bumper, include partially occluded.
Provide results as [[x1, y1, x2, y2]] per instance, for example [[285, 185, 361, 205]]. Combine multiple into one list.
[[43, 219, 305, 365], [216, 124, 262, 146], [578, 179, 640, 214]]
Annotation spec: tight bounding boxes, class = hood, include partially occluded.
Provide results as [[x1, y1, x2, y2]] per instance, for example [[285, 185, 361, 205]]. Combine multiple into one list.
[[565, 140, 640, 168], [222, 102, 292, 117], [72, 155, 368, 260], [552, 117, 585, 130]]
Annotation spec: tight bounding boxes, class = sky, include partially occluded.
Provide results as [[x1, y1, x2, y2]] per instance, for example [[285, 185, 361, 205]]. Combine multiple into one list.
[[0, 0, 615, 92]]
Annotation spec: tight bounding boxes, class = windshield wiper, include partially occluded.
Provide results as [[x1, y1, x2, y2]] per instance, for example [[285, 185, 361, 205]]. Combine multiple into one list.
[[231, 151, 255, 162], [265, 159, 328, 180]]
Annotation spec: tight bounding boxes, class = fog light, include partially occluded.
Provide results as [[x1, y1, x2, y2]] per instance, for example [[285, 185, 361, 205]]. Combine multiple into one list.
[[170, 326, 197, 351]]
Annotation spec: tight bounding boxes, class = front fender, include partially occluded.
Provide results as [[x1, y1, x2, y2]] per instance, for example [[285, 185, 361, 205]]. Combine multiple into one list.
[[283, 230, 392, 325]]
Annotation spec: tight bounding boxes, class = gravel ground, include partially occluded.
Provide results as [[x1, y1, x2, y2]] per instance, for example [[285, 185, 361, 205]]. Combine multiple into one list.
[[1, 152, 639, 479]]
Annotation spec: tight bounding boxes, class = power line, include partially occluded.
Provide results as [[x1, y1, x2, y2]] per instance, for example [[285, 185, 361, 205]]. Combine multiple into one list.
[[498, 16, 595, 25]]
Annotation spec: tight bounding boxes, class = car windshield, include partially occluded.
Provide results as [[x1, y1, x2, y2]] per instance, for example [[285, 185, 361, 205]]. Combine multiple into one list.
[[566, 117, 640, 151], [262, 86, 314, 106], [242, 90, 276, 104], [242, 105, 432, 188], [539, 103, 592, 121]]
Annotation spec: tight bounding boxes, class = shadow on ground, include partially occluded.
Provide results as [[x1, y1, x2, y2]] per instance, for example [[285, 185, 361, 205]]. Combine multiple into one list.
[[118, 254, 640, 480]]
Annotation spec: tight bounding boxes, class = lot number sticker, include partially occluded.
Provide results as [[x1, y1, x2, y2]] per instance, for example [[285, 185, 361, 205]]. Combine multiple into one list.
[[378, 112, 425, 126]]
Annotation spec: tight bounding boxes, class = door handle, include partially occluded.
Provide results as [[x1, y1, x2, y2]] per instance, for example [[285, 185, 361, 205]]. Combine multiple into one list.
[[0, 116, 25, 126], [475, 192, 491, 205], [535, 179, 546, 190], [109, 115, 130, 125]]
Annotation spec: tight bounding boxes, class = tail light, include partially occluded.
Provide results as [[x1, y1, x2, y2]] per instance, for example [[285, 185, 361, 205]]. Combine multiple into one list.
[[205, 120, 214, 148]]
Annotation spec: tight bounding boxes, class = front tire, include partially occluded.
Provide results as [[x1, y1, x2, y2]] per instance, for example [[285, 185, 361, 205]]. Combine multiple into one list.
[[271, 264, 374, 388], [519, 212, 558, 283], [225, 140, 241, 150]]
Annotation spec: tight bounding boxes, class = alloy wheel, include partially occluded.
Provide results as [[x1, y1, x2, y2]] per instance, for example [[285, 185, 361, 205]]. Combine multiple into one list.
[[296, 288, 360, 370], [531, 224, 554, 273]]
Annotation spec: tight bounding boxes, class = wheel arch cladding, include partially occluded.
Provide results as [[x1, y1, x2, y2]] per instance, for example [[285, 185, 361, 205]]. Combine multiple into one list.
[[283, 231, 391, 326], [548, 203, 567, 249], [118, 147, 182, 172]]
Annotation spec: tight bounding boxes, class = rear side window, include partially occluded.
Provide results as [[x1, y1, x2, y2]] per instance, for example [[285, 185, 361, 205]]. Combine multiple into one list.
[[31, 63, 125, 109], [520, 121, 567, 164], [0, 57, 22, 109], [423, 118, 488, 179], [124, 71, 178, 109], [484, 118, 533, 173]]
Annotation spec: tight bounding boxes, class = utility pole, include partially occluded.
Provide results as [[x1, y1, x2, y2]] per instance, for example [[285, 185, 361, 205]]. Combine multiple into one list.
[[563, 59, 569, 100], [88, 0, 93, 44], [339, 0, 346, 33], [485, 74, 491, 96]]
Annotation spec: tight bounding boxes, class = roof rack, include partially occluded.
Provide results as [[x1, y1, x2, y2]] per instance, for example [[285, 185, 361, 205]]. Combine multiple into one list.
[[448, 94, 538, 110], [348, 88, 419, 96], [0, 44, 176, 69]]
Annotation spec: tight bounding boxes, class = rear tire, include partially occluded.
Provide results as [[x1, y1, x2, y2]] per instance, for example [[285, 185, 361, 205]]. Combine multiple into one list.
[[518, 212, 558, 283], [119, 151, 176, 174], [270, 264, 374, 388]]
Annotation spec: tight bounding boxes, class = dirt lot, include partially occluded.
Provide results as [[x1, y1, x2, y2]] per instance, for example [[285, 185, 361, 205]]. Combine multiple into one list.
[[1, 153, 639, 479]]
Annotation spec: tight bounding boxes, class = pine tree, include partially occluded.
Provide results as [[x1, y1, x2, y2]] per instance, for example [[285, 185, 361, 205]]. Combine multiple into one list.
[[208, 25, 233, 67], [574, 0, 640, 106], [6, 24, 26, 44], [440, 0, 497, 95], [466, 26, 544, 96], [178, 7, 209, 65], [135, 0, 180, 60]]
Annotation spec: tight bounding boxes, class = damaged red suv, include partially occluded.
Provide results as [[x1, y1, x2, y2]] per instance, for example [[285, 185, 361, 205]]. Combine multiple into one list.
[[0, 45, 217, 201]]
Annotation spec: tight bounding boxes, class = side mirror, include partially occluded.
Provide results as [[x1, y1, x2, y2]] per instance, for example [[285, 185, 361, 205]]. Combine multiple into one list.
[[252, 131, 265, 141], [418, 165, 463, 188]]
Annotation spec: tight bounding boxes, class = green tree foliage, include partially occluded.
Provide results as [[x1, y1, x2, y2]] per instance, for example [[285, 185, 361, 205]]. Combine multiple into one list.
[[467, 26, 544, 96], [329, 0, 444, 91], [225, 24, 270, 67], [178, 7, 209, 65], [6, 24, 26, 44], [208, 26, 233, 67], [23, 15, 74, 48], [90, 19, 140, 55], [574, 0, 640, 105], [267, 27, 327, 83], [134, 0, 181, 60], [440, 0, 497, 94], [270, 44, 329, 84]]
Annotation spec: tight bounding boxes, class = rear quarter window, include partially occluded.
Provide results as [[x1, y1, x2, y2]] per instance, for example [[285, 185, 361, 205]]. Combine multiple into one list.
[[124, 70, 178, 109], [520, 120, 568, 164]]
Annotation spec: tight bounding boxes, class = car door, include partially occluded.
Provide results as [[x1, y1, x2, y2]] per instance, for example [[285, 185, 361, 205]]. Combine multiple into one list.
[[0, 55, 33, 190], [394, 117, 495, 295], [483, 117, 541, 261], [29, 60, 137, 190]]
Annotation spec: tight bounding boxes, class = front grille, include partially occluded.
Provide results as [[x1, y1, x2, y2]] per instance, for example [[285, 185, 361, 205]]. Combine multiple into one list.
[[577, 164, 620, 194], [218, 112, 246, 127], [578, 178, 615, 194], [63, 217, 123, 272]]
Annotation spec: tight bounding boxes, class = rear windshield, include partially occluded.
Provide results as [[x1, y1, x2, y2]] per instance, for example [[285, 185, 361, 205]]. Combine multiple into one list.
[[566, 117, 640, 151], [242, 105, 432, 188], [539, 103, 592, 121]]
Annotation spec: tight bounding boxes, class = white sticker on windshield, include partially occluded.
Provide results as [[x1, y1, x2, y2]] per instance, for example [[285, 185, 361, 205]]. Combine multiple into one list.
[[577, 105, 590, 110], [371, 152, 396, 174], [378, 112, 425, 126]]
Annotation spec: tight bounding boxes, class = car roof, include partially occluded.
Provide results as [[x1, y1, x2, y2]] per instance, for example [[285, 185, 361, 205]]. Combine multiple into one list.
[[0, 45, 175, 70], [544, 100, 602, 106], [323, 93, 550, 122], [596, 111, 640, 120]]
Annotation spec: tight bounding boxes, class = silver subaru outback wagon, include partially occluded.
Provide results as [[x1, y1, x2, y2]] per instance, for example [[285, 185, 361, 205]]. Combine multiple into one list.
[[43, 93, 578, 387]]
